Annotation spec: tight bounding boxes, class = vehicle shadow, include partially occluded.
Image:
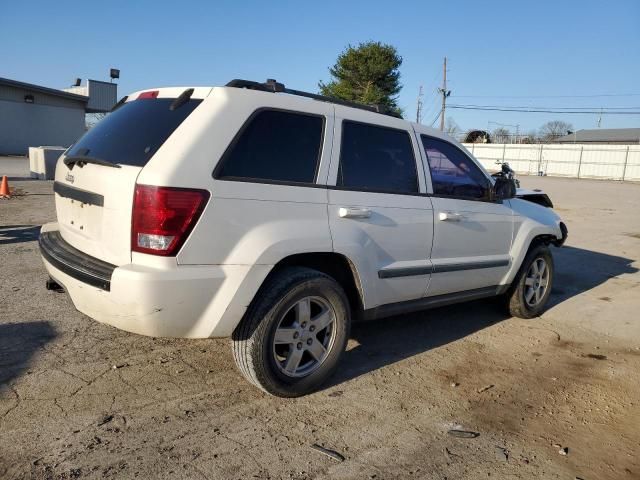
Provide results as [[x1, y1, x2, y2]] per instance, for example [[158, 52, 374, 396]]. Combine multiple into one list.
[[0, 225, 41, 245], [549, 245, 638, 306], [0, 321, 57, 389], [332, 299, 506, 386], [329, 245, 637, 387]]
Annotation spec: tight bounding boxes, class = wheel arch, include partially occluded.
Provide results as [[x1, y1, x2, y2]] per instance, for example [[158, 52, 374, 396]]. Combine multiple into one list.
[[265, 252, 365, 320], [502, 221, 563, 287]]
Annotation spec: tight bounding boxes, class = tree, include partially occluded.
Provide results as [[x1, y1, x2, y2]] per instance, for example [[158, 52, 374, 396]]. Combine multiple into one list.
[[492, 127, 511, 143], [520, 130, 539, 144], [539, 120, 573, 142], [319, 41, 403, 116], [445, 118, 460, 137], [85, 112, 107, 130]]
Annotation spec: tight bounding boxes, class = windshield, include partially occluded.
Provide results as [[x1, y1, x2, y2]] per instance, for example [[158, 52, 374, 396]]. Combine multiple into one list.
[[66, 98, 202, 167]]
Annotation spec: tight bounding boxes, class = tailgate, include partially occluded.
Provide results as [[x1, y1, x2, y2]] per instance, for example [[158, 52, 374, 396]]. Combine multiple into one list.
[[54, 163, 141, 266]]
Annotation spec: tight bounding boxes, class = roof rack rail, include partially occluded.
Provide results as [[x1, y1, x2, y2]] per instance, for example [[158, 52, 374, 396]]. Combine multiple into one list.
[[225, 78, 402, 119]]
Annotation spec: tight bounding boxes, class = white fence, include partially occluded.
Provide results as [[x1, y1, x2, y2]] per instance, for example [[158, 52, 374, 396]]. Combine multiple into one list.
[[463, 143, 640, 181]]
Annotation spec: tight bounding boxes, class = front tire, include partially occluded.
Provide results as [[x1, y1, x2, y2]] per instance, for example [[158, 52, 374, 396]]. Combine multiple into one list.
[[507, 244, 554, 319], [232, 267, 350, 397]]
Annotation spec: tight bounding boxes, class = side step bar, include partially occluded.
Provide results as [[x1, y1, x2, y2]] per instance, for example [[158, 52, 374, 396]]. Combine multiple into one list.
[[362, 286, 502, 321]]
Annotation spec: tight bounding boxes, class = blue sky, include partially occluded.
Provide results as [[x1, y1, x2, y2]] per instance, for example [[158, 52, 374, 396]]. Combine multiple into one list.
[[2, 0, 639, 133]]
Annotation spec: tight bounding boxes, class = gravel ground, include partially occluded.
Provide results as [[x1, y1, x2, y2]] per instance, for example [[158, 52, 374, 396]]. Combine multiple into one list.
[[1, 176, 639, 480]]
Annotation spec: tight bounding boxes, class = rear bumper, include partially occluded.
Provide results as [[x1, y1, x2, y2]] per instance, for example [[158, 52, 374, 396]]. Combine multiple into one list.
[[39, 230, 115, 291], [39, 223, 271, 338]]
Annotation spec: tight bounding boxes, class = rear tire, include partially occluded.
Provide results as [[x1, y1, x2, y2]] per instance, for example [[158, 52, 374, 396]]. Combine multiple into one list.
[[506, 244, 554, 319], [232, 267, 350, 397]]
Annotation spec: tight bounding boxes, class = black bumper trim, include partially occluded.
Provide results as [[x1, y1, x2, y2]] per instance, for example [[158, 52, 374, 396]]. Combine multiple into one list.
[[554, 222, 568, 247], [39, 231, 116, 291]]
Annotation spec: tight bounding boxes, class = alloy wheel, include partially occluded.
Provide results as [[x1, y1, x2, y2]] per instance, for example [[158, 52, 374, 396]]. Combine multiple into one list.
[[524, 257, 549, 307], [272, 296, 337, 378]]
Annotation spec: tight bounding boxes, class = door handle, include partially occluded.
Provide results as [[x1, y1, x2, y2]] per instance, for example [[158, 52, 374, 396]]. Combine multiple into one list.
[[338, 207, 371, 219], [439, 211, 464, 222]]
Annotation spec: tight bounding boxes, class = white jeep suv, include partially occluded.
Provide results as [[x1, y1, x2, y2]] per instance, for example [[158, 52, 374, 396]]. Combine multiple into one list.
[[39, 79, 567, 397]]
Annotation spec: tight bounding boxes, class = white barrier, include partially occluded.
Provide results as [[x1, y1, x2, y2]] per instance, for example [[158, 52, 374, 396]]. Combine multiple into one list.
[[463, 143, 640, 181], [29, 146, 65, 180]]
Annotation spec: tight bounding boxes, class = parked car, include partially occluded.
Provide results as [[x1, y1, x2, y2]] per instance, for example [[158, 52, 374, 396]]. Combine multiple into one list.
[[39, 79, 567, 397]]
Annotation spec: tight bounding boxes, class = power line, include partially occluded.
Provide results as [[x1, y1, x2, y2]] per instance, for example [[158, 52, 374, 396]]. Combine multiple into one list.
[[451, 93, 640, 99], [421, 88, 441, 119], [448, 105, 640, 114], [414, 70, 442, 121], [451, 104, 640, 110], [430, 110, 441, 127]]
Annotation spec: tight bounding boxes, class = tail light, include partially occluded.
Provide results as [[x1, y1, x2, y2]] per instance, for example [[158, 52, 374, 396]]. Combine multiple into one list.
[[132, 185, 209, 256]]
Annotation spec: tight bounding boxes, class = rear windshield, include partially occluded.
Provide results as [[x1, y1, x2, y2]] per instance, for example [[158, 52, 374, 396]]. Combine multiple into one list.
[[66, 98, 202, 167]]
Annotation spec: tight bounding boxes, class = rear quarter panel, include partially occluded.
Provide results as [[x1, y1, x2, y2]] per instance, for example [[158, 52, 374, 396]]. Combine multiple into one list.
[[135, 87, 336, 267]]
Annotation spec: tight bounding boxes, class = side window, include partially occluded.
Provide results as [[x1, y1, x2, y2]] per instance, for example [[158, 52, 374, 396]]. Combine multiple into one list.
[[421, 136, 490, 199], [338, 121, 418, 194], [216, 109, 324, 183]]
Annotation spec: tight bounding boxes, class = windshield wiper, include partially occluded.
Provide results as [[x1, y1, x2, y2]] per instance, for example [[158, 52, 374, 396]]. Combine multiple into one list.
[[63, 155, 121, 169]]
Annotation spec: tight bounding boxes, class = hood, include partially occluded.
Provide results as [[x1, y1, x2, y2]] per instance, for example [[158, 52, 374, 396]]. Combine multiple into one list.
[[515, 188, 554, 208]]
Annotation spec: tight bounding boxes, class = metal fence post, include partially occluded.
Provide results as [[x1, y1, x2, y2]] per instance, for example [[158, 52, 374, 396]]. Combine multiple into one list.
[[502, 143, 506, 163], [577, 145, 584, 179], [621, 145, 630, 181], [537, 144, 544, 175]]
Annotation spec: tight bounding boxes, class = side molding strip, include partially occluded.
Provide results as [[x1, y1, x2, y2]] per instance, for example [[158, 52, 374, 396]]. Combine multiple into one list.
[[378, 259, 510, 279], [378, 266, 432, 279], [433, 259, 510, 273]]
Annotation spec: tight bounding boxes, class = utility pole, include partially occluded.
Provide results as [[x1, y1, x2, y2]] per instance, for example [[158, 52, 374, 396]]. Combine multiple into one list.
[[416, 85, 424, 123], [438, 57, 451, 131], [597, 107, 603, 128]]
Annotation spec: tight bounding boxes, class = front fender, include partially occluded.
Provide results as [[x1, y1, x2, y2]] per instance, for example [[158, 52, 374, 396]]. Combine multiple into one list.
[[502, 198, 565, 285]]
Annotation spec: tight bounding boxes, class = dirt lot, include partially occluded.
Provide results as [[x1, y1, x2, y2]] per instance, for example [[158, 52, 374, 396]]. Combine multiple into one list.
[[1, 176, 639, 480]]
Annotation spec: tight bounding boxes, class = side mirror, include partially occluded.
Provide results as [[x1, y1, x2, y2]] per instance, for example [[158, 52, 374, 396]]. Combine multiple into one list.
[[493, 177, 517, 199]]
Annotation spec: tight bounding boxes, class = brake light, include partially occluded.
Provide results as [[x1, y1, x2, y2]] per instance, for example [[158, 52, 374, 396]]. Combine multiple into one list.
[[132, 185, 209, 256], [137, 90, 159, 99]]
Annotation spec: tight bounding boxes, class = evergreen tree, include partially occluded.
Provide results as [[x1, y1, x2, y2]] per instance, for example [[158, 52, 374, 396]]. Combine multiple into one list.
[[319, 42, 403, 116]]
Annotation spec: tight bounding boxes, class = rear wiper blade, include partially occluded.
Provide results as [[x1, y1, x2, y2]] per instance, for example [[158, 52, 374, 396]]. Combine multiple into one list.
[[111, 95, 128, 112], [63, 155, 121, 169]]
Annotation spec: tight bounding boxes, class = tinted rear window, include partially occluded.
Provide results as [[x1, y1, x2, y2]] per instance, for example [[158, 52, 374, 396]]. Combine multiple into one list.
[[66, 98, 202, 167], [215, 109, 324, 184]]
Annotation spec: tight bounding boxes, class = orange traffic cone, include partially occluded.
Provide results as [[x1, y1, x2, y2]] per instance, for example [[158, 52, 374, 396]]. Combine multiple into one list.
[[0, 176, 10, 198]]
